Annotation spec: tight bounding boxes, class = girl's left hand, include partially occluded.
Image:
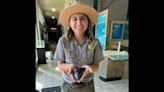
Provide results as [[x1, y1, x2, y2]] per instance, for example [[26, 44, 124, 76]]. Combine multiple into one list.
[[77, 65, 92, 83]]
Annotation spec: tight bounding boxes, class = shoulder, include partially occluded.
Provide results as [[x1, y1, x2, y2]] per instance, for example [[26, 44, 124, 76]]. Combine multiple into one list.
[[58, 35, 67, 43], [87, 38, 101, 48], [91, 38, 101, 45]]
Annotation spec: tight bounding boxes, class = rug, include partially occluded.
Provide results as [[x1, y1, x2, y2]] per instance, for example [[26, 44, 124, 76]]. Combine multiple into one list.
[[41, 86, 61, 92]]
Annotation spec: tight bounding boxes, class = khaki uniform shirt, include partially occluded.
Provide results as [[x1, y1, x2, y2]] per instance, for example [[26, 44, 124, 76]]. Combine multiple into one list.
[[54, 35, 104, 84]]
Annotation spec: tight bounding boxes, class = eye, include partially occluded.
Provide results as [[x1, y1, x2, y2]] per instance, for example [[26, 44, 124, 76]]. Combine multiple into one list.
[[80, 17, 87, 21], [71, 18, 77, 21]]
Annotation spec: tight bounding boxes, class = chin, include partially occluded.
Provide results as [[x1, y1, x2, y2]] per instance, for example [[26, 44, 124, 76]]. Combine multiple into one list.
[[76, 29, 85, 32]]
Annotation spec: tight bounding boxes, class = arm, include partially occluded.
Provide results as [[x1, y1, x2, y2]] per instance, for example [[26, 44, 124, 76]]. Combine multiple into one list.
[[78, 63, 99, 82], [82, 63, 99, 73], [54, 37, 73, 73], [57, 61, 75, 74], [54, 37, 77, 82], [57, 61, 77, 82], [78, 40, 104, 82]]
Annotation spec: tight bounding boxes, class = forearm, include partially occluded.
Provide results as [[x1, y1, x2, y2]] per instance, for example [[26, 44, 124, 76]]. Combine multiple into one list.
[[83, 63, 99, 73], [88, 63, 99, 72], [79, 63, 100, 81], [57, 61, 75, 73], [57, 61, 69, 73]]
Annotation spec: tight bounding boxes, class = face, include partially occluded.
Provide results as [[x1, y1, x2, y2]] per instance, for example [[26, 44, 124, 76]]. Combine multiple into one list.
[[69, 13, 89, 35]]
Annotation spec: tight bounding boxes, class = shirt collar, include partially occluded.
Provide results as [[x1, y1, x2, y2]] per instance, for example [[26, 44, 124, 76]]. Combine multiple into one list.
[[73, 37, 90, 46]]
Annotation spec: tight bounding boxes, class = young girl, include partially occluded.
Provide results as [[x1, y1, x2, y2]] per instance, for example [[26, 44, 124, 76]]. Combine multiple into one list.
[[54, 2, 104, 92]]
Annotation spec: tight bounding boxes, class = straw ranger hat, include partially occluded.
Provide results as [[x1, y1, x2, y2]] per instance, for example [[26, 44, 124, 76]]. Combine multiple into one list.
[[59, 2, 98, 28]]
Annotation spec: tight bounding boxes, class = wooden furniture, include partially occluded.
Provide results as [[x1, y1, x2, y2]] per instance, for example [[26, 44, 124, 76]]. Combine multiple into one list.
[[98, 50, 128, 81], [95, 9, 111, 50]]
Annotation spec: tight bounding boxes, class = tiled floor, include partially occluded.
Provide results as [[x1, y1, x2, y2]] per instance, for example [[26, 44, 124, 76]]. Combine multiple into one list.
[[36, 63, 128, 92]]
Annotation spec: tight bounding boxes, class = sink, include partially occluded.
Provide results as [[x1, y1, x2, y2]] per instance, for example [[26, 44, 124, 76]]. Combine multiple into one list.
[[110, 55, 128, 59], [103, 50, 128, 55], [103, 50, 128, 60]]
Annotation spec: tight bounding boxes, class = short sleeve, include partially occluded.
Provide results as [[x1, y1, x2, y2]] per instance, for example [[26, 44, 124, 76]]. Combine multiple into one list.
[[93, 40, 104, 63], [53, 37, 65, 63]]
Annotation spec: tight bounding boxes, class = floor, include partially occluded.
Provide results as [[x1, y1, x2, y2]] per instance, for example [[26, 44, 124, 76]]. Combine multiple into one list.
[[36, 61, 129, 92]]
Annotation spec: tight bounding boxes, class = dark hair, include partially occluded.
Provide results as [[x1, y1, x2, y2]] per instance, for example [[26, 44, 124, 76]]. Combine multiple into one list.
[[65, 13, 95, 41]]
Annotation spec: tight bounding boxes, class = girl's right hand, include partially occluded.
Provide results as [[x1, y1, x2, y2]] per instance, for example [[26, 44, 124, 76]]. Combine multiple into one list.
[[67, 64, 76, 74], [69, 73, 76, 83], [67, 64, 76, 82]]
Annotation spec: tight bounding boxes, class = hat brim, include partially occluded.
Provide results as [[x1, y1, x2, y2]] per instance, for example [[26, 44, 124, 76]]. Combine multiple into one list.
[[59, 2, 98, 28]]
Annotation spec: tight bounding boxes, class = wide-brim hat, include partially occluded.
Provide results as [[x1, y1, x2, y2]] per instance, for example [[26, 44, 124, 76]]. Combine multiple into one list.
[[59, 2, 98, 28]]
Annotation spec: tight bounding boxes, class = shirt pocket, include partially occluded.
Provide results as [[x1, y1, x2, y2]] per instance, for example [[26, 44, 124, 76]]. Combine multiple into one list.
[[84, 49, 94, 64], [64, 48, 76, 63]]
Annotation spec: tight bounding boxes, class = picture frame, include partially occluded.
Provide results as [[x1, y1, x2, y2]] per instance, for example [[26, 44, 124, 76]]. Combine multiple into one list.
[[95, 9, 111, 50], [123, 22, 129, 39], [110, 21, 129, 40]]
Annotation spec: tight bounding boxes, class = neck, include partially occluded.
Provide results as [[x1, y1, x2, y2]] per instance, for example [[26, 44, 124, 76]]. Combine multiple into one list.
[[74, 34, 84, 44]]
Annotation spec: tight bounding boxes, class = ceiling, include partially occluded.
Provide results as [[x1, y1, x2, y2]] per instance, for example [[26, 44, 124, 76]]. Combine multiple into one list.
[[37, 0, 66, 18]]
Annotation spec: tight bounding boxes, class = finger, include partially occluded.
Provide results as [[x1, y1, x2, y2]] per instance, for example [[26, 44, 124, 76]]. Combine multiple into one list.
[[76, 80, 81, 83], [79, 73, 85, 81], [68, 68, 72, 74], [70, 74, 76, 82], [79, 68, 90, 81]]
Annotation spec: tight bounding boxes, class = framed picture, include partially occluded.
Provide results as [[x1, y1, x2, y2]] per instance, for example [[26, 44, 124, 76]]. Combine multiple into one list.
[[123, 22, 129, 39], [95, 9, 111, 50], [110, 21, 129, 40]]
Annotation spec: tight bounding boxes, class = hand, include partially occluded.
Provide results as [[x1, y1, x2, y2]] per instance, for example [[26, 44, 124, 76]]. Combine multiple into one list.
[[78, 66, 92, 82], [69, 73, 76, 83], [67, 64, 76, 74], [67, 64, 76, 82]]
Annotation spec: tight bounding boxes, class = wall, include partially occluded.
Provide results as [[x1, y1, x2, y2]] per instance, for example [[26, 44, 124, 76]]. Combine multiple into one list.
[[36, 0, 46, 25], [110, 0, 129, 20], [36, 0, 47, 64], [64, 0, 93, 8], [78, 0, 93, 7], [36, 0, 46, 48], [64, 0, 76, 8], [98, 0, 129, 20]]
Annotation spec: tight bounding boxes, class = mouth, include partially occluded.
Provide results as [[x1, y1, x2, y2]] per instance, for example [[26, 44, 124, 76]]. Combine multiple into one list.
[[76, 27, 83, 30], [76, 27, 82, 29]]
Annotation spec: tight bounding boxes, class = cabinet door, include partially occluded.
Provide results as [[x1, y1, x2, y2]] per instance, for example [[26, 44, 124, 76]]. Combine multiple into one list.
[[107, 59, 126, 78], [99, 57, 109, 78]]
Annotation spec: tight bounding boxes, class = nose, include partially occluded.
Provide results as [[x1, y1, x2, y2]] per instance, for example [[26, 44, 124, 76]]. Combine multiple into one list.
[[76, 19, 82, 26]]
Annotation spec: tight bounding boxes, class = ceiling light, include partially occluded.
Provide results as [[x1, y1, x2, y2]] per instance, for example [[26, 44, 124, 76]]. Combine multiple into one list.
[[51, 16, 55, 19], [51, 8, 56, 12]]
